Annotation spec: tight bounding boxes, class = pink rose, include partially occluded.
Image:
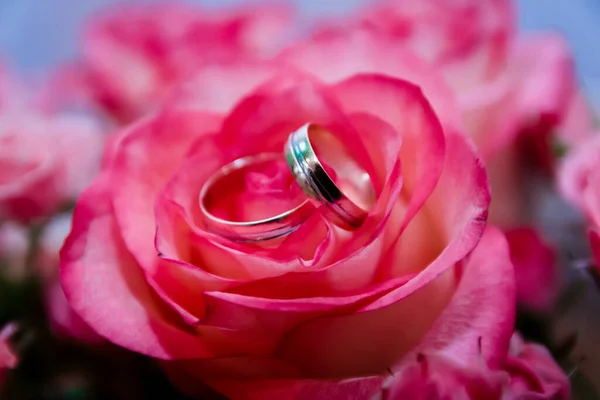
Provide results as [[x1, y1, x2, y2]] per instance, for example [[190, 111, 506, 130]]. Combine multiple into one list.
[[505, 227, 559, 313], [284, 0, 577, 227], [0, 67, 105, 223], [338, 0, 575, 145], [76, 2, 293, 123], [559, 133, 600, 268], [59, 59, 519, 398], [381, 333, 569, 399], [0, 113, 104, 223]]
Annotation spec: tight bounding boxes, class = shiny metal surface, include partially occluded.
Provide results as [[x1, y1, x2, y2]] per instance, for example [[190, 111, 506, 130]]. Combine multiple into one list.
[[285, 123, 375, 229], [199, 153, 313, 242]]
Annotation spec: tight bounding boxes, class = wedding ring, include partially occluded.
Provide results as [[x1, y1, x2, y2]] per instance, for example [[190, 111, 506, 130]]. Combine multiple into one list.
[[199, 153, 313, 242], [200, 124, 375, 242], [285, 123, 375, 229]]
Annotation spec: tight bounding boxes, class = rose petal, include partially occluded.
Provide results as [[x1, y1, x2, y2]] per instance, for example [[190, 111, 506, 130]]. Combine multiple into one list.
[[144, 269, 207, 326], [46, 279, 104, 344], [505, 227, 558, 313], [371, 131, 489, 300], [409, 227, 515, 370], [110, 110, 221, 272], [331, 74, 446, 257], [505, 333, 570, 399], [513, 34, 576, 131], [60, 173, 214, 359], [278, 27, 461, 129], [275, 270, 456, 378], [383, 333, 568, 400], [165, 60, 284, 115], [197, 289, 383, 355], [180, 268, 407, 352], [458, 68, 519, 158], [382, 353, 504, 400], [384, 129, 486, 275]]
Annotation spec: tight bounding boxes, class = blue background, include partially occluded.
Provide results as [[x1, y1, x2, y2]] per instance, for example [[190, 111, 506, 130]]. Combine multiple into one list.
[[1, 0, 599, 110]]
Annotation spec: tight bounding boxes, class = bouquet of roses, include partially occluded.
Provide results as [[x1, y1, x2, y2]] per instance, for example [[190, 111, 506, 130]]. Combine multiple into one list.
[[1, 1, 599, 399]]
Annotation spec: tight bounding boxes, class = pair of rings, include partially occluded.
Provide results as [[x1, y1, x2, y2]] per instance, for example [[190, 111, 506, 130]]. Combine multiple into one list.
[[199, 123, 376, 242]]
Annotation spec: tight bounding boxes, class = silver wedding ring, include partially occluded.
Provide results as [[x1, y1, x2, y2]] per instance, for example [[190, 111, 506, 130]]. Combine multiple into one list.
[[285, 123, 375, 229], [199, 153, 313, 242], [199, 123, 375, 242]]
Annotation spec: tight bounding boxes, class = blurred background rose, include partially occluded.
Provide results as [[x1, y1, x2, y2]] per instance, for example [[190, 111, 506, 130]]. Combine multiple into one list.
[[1, 0, 599, 399], [0, 0, 599, 115]]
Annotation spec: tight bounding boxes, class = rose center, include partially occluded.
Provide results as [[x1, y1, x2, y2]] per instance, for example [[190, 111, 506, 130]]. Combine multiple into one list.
[[210, 159, 305, 223]]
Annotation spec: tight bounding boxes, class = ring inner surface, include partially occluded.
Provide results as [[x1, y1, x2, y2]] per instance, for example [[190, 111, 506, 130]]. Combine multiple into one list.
[[308, 125, 376, 212], [202, 155, 305, 223]]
